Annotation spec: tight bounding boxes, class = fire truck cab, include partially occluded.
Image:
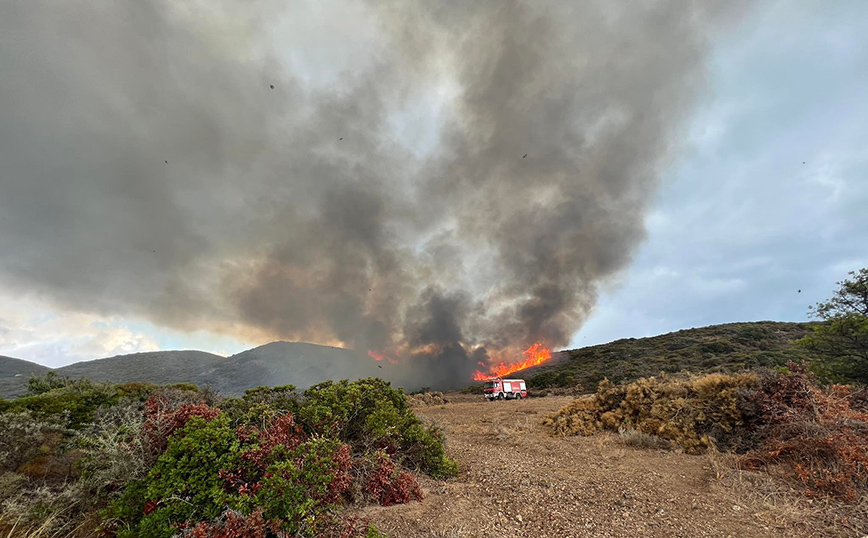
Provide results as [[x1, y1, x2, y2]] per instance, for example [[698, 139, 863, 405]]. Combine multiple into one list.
[[483, 378, 527, 400]]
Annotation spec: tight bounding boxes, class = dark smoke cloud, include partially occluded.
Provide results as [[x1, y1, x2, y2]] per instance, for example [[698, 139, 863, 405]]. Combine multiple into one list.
[[0, 0, 751, 386]]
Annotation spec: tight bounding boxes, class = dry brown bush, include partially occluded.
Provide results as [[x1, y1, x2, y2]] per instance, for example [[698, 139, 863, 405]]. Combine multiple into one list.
[[543, 372, 758, 453], [407, 392, 450, 407]]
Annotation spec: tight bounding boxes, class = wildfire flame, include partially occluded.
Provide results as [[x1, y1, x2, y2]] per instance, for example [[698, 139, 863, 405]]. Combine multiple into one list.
[[473, 342, 552, 381], [367, 350, 398, 365]]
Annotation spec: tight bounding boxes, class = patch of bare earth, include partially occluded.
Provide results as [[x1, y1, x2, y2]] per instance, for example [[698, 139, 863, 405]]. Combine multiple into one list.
[[356, 394, 858, 538]]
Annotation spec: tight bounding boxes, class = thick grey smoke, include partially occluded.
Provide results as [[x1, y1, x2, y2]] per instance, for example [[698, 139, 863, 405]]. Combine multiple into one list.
[[0, 0, 749, 385]]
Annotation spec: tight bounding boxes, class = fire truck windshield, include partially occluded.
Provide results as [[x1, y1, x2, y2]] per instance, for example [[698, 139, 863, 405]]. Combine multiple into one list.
[[483, 381, 499, 388]]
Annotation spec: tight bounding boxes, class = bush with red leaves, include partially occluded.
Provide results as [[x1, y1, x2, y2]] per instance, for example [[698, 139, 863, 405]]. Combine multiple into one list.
[[183, 509, 276, 538], [742, 362, 868, 500], [364, 451, 423, 506], [143, 394, 221, 454]]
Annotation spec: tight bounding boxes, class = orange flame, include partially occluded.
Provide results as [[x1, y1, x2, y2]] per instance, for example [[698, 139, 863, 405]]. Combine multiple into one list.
[[367, 350, 398, 365], [473, 343, 552, 381]]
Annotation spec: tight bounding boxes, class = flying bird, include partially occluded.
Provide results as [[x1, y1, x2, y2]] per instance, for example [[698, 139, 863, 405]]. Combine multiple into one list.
[[798, 289, 801, 293], [523, 154, 527, 158], [339, 137, 343, 140], [378, 365, 382, 369], [270, 84, 274, 89], [165, 160, 168, 164]]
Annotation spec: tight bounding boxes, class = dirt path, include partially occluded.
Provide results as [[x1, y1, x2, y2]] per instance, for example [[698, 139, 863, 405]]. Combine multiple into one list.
[[358, 394, 796, 538]]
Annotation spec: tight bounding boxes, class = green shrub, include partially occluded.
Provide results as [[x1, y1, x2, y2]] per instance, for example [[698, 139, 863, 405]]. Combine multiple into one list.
[[0, 379, 121, 429], [108, 415, 242, 538], [299, 379, 458, 478], [220, 385, 300, 426], [5, 377, 450, 537], [26, 371, 68, 395]]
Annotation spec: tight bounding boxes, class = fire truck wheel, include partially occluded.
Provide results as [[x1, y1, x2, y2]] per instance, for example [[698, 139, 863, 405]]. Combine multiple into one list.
[[515, 393, 522, 400]]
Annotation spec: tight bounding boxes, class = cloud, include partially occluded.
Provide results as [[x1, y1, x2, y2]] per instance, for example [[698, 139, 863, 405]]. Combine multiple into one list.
[[0, 0, 751, 379], [573, 0, 868, 347], [0, 294, 159, 368]]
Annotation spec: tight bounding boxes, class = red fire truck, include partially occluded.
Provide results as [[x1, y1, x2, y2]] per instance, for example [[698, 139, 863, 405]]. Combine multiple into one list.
[[483, 378, 527, 400]]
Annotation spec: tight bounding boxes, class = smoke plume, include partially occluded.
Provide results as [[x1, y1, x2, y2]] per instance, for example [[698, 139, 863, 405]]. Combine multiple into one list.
[[0, 0, 750, 386]]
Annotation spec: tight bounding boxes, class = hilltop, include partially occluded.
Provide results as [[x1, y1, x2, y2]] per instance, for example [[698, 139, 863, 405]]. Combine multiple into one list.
[[0, 321, 818, 400], [0, 342, 383, 399], [527, 321, 816, 391], [0, 355, 52, 399]]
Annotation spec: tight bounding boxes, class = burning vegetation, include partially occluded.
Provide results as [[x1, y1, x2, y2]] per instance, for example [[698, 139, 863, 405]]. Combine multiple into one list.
[[473, 343, 553, 381]]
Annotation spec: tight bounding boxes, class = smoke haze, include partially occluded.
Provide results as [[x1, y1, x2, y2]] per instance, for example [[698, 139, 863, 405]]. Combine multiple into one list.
[[0, 0, 750, 386]]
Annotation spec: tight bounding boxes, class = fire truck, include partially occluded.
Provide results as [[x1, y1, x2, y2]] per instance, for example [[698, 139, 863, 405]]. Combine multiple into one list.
[[483, 378, 527, 400]]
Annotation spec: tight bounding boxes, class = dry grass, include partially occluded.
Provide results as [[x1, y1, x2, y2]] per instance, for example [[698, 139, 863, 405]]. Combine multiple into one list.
[[406, 392, 450, 407], [706, 450, 868, 537], [488, 415, 536, 441], [617, 427, 671, 450], [0, 510, 101, 538]]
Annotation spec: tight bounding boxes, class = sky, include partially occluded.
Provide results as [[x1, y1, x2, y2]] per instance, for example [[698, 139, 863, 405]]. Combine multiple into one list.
[[575, 0, 868, 347], [0, 0, 866, 369]]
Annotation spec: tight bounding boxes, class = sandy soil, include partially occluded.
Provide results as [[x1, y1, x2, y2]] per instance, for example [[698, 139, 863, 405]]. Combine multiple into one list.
[[356, 394, 815, 538]]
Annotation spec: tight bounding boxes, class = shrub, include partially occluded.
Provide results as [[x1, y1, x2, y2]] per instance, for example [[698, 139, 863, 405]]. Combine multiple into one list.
[[741, 363, 868, 500], [109, 412, 358, 538], [0, 379, 122, 429], [364, 451, 423, 506], [544, 372, 758, 453], [406, 391, 449, 407], [300, 379, 458, 478], [0, 411, 71, 474], [546, 364, 868, 500], [220, 385, 300, 426], [4, 377, 449, 536], [27, 372, 69, 395], [142, 394, 221, 454]]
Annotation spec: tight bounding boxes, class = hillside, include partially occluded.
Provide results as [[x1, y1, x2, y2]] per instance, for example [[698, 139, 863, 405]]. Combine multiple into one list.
[[203, 341, 383, 395], [527, 321, 817, 391], [0, 355, 52, 399], [0, 321, 821, 400], [0, 343, 384, 399], [56, 350, 224, 386]]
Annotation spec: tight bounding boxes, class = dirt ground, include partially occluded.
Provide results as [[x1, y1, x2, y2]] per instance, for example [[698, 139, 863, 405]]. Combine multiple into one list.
[[357, 394, 847, 538]]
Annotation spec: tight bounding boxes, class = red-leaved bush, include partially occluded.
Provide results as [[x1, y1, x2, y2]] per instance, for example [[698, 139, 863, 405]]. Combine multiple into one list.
[[365, 452, 423, 506], [184, 509, 277, 538], [742, 363, 868, 500], [237, 413, 305, 470], [143, 394, 221, 454]]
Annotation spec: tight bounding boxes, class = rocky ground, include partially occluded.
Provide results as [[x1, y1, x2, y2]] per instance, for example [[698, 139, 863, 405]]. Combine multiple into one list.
[[357, 394, 853, 538]]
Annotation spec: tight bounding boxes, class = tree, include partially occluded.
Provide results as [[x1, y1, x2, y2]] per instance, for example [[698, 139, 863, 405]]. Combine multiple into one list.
[[26, 371, 68, 395], [798, 268, 868, 383]]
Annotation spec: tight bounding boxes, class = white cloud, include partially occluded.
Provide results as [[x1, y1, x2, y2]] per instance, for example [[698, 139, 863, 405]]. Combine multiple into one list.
[[0, 290, 160, 367]]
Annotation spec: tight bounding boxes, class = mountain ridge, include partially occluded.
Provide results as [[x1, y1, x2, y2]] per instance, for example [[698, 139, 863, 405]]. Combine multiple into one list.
[[0, 320, 818, 399]]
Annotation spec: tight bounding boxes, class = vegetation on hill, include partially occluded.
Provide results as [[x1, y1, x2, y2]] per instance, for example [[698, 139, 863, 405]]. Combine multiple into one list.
[[0, 376, 456, 537], [0, 343, 384, 400], [545, 365, 868, 501], [527, 321, 816, 391], [546, 268, 868, 503], [0, 356, 52, 400], [56, 350, 223, 386]]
